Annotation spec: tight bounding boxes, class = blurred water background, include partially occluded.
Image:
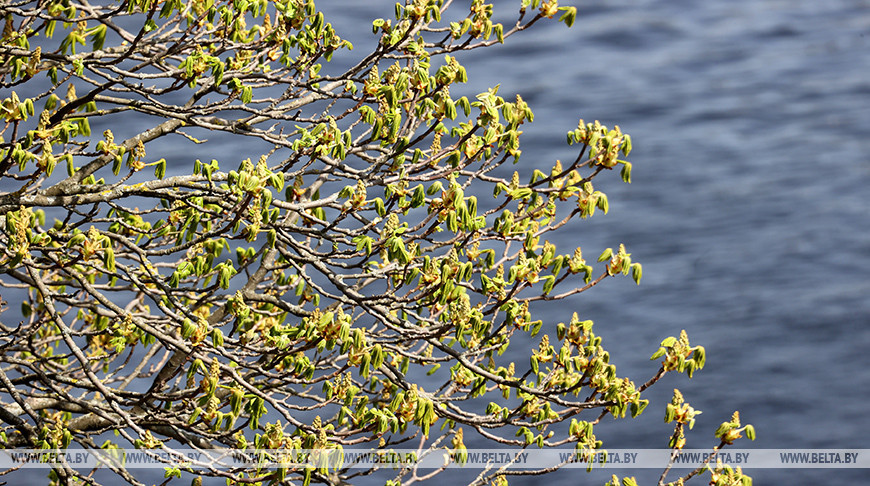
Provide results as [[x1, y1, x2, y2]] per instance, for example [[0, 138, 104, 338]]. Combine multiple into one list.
[[5, 1, 868, 485], [320, 1, 870, 485]]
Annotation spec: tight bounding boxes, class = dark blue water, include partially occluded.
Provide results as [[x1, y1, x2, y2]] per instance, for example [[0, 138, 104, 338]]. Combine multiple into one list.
[[6, 2, 867, 485], [321, 1, 870, 485]]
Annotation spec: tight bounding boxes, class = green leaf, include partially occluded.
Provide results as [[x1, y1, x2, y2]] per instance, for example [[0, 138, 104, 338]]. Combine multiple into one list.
[[542, 275, 556, 295], [103, 247, 116, 272], [620, 161, 632, 183], [373, 197, 386, 217], [630, 399, 648, 418], [745, 424, 756, 441], [631, 262, 642, 285], [693, 345, 706, 369], [90, 24, 108, 50], [558, 7, 577, 27], [154, 158, 166, 179]]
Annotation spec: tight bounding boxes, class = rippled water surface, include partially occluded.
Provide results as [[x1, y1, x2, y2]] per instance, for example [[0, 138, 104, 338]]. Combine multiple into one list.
[[9, 1, 869, 485]]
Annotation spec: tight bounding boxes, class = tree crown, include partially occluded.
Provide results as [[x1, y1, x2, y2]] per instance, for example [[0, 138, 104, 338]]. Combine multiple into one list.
[[0, 1, 752, 485]]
